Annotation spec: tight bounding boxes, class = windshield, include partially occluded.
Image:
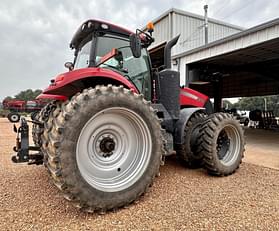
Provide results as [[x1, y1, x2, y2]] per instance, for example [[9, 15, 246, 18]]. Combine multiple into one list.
[[74, 40, 91, 69], [96, 35, 152, 100]]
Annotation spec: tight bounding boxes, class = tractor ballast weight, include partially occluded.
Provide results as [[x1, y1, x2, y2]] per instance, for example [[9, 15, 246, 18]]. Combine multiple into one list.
[[11, 19, 245, 213]]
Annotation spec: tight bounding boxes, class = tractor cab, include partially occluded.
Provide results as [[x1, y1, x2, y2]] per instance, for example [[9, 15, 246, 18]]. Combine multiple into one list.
[[66, 19, 154, 100]]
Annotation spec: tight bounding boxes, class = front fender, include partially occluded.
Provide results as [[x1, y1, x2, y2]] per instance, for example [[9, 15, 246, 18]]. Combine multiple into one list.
[[36, 94, 68, 101], [43, 67, 138, 96], [174, 107, 205, 145]]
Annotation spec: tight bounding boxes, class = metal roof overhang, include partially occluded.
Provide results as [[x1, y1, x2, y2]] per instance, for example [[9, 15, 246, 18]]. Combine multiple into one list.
[[188, 37, 279, 98], [179, 18, 279, 98]]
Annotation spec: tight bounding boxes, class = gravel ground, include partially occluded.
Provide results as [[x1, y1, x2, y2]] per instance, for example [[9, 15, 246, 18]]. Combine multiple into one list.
[[1, 118, 279, 230]]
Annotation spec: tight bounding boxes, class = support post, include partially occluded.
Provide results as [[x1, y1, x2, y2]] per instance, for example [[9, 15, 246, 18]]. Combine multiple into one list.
[[213, 77, 222, 112], [185, 64, 189, 87], [204, 5, 208, 45], [264, 98, 267, 111]]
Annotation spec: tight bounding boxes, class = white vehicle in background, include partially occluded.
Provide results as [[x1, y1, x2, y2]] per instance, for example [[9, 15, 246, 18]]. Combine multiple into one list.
[[237, 110, 250, 126], [224, 108, 250, 126]]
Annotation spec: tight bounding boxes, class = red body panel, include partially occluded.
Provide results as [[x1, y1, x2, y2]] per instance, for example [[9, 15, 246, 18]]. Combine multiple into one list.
[[3, 100, 25, 110], [36, 94, 68, 101], [85, 19, 147, 42], [180, 87, 209, 108], [2, 99, 47, 112], [91, 19, 133, 35], [43, 67, 139, 96]]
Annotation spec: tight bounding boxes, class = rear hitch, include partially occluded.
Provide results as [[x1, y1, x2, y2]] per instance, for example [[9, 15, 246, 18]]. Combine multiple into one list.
[[11, 117, 43, 165]]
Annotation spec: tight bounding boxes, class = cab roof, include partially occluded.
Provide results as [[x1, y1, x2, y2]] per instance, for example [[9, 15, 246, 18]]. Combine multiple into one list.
[[70, 19, 134, 49]]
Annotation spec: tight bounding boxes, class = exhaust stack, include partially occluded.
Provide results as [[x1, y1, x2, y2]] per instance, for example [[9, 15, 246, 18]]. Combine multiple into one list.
[[164, 35, 180, 69]]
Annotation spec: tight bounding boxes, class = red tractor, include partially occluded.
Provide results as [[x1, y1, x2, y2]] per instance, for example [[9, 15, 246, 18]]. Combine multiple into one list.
[[3, 99, 47, 122], [12, 20, 244, 213]]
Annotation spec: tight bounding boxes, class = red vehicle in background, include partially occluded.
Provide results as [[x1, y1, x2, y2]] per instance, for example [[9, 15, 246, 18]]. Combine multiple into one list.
[[2, 99, 47, 122]]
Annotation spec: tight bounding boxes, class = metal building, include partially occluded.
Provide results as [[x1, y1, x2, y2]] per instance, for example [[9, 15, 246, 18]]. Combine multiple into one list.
[[143, 8, 243, 80], [143, 8, 279, 112]]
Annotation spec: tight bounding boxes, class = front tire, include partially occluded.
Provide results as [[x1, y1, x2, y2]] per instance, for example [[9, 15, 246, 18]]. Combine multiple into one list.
[[199, 113, 245, 176], [41, 85, 163, 212], [32, 102, 56, 147]]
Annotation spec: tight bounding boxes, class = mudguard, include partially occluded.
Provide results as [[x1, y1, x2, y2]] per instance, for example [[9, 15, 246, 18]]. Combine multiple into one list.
[[36, 94, 68, 101], [180, 87, 208, 108], [42, 67, 138, 97], [174, 107, 206, 145]]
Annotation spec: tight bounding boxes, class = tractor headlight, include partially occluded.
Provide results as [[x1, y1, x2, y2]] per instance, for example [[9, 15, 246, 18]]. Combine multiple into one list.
[[101, 23, 109, 30]]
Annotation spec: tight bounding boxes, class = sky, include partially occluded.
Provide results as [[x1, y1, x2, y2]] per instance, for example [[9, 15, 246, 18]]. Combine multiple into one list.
[[1, 0, 279, 101]]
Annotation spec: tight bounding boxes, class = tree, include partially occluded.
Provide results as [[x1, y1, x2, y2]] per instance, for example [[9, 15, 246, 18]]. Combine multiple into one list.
[[222, 100, 233, 109], [3, 96, 13, 101], [14, 89, 42, 101], [233, 95, 279, 116]]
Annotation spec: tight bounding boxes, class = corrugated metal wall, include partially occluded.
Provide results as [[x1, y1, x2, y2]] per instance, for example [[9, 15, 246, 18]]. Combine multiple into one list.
[[151, 11, 242, 56], [172, 13, 205, 55], [150, 15, 170, 47], [208, 23, 240, 44]]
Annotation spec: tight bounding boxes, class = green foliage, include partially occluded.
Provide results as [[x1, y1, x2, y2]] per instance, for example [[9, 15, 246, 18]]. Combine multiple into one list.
[[15, 89, 42, 101], [3, 96, 13, 101], [0, 109, 10, 117], [5, 89, 42, 101], [223, 100, 233, 109], [233, 95, 279, 116]]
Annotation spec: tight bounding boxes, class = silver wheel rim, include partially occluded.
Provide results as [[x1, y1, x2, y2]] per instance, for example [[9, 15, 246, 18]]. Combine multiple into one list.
[[217, 124, 241, 166], [76, 107, 152, 192], [11, 114, 19, 121]]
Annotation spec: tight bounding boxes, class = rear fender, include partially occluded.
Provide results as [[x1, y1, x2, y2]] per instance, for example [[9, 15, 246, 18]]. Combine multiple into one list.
[[180, 87, 208, 108], [174, 107, 205, 145]]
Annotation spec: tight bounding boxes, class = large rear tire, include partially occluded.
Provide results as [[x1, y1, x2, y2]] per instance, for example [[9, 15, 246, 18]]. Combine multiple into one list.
[[176, 111, 206, 168], [199, 113, 244, 176], [41, 85, 163, 212]]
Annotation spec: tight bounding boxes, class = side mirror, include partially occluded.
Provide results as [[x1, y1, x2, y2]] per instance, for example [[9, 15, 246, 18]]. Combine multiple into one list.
[[64, 62, 74, 71], [129, 34, 141, 58]]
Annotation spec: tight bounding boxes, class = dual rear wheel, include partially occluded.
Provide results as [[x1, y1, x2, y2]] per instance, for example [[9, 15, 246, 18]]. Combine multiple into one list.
[[177, 111, 244, 176], [198, 113, 244, 176]]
